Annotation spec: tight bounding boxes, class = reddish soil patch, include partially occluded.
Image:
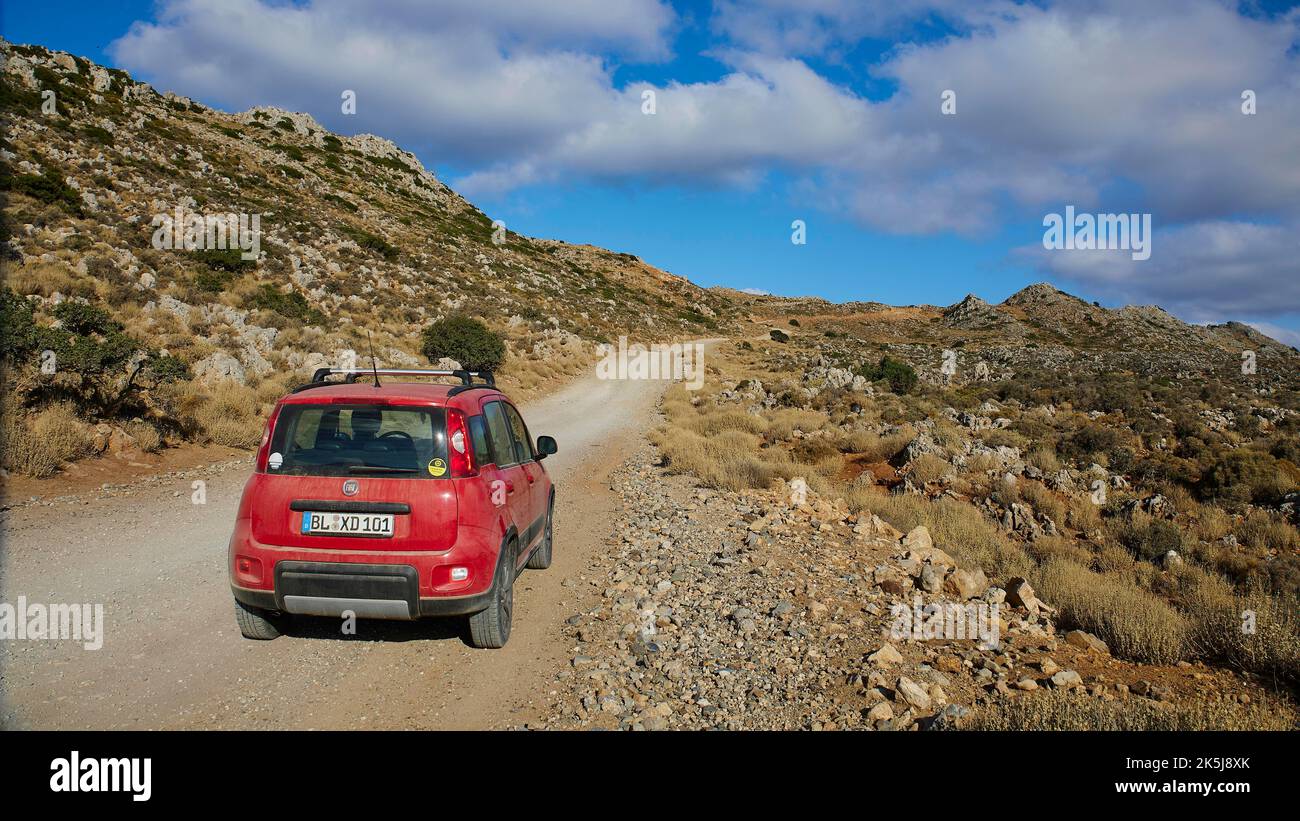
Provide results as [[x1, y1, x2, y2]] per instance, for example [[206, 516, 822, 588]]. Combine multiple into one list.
[[1, 443, 252, 505], [838, 456, 901, 489]]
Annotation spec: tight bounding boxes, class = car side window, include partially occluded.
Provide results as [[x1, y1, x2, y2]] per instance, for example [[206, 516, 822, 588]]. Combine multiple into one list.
[[468, 414, 492, 467], [504, 404, 535, 462], [482, 401, 516, 467]]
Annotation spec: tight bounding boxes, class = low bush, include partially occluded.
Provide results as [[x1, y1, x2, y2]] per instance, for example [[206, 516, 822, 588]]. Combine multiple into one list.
[[1198, 450, 1293, 507], [856, 356, 917, 395], [420, 314, 506, 372]]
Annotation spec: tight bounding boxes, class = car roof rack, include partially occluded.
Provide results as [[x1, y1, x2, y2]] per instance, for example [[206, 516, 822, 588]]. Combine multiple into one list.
[[291, 368, 495, 393]]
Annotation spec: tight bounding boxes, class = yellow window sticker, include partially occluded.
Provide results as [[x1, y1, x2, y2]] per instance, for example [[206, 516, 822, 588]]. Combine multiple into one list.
[[428, 458, 447, 477]]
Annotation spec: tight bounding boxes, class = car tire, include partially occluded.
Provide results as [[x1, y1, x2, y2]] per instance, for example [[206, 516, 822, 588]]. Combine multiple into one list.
[[234, 598, 284, 640], [525, 495, 554, 570], [468, 540, 515, 648]]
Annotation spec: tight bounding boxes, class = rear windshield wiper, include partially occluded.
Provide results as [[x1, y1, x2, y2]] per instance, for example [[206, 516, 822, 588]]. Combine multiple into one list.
[[345, 465, 419, 474]]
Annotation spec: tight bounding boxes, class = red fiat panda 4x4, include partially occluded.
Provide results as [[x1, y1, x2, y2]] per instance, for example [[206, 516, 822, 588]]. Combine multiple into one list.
[[228, 368, 556, 648]]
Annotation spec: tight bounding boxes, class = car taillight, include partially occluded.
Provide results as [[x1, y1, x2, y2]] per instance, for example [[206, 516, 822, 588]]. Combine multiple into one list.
[[446, 409, 475, 477], [254, 409, 278, 471]]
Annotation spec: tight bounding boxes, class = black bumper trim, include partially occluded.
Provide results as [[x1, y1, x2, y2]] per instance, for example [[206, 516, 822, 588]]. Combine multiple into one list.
[[289, 500, 411, 514], [274, 560, 417, 614]]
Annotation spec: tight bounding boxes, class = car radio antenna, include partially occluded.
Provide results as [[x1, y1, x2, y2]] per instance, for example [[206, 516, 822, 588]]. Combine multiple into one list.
[[366, 330, 382, 387]]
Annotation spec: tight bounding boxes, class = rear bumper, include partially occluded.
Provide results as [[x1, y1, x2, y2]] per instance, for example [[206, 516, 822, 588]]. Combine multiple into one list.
[[232, 578, 494, 617], [229, 521, 502, 618]]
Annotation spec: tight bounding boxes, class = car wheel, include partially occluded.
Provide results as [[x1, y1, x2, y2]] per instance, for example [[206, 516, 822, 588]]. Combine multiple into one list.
[[468, 541, 515, 648], [234, 598, 285, 640], [525, 495, 554, 570]]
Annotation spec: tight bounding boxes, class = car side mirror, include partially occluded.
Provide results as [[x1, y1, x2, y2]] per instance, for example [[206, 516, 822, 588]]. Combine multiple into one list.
[[536, 435, 557, 459]]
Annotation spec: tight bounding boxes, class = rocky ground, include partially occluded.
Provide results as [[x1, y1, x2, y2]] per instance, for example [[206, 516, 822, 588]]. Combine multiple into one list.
[[534, 444, 1287, 731]]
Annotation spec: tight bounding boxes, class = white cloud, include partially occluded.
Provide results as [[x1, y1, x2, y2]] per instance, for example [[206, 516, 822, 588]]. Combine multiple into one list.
[[108, 0, 1300, 319], [1246, 321, 1300, 349], [1020, 219, 1300, 320], [710, 0, 1022, 57], [458, 53, 877, 194], [111, 0, 671, 165]]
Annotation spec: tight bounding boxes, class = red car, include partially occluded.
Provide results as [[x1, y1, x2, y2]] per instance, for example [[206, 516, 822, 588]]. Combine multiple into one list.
[[228, 368, 556, 648]]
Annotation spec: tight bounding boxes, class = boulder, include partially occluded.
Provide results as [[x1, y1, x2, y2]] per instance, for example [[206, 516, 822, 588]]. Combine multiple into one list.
[[1005, 577, 1053, 616], [944, 568, 988, 600], [1050, 670, 1083, 688], [877, 574, 913, 597], [192, 351, 246, 384], [868, 643, 905, 667], [901, 525, 933, 552], [919, 563, 945, 593], [1065, 629, 1110, 655], [896, 676, 932, 711]]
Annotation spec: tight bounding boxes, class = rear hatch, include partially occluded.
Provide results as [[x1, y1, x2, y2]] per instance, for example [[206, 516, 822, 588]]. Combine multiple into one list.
[[249, 402, 456, 551]]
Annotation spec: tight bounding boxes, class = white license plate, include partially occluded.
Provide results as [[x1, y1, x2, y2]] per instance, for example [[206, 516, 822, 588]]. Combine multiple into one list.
[[300, 511, 394, 537]]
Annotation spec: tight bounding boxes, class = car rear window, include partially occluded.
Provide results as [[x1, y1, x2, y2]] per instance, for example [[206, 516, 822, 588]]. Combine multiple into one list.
[[267, 404, 447, 478]]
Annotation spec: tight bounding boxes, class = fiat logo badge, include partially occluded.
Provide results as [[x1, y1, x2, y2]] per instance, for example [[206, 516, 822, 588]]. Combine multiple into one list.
[[342, 479, 360, 496]]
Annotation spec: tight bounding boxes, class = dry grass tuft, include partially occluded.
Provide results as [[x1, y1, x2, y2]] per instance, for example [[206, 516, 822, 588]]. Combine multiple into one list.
[[1181, 569, 1300, 683], [907, 453, 951, 485], [1, 405, 94, 477], [123, 420, 163, 452], [651, 425, 815, 492], [848, 489, 1033, 580], [964, 689, 1293, 731], [190, 382, 266, 448], [1036, 557, 1188, 664]]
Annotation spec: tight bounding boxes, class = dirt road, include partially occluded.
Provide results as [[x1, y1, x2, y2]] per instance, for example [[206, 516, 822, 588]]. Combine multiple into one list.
[[0, 370, 666, 729]]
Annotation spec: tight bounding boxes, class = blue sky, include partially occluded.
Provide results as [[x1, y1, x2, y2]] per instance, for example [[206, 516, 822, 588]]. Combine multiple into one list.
[[6, 1, 1300, 342]]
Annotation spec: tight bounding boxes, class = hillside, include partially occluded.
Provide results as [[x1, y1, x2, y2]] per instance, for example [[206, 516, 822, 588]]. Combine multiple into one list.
[[0, 39, 735, 473]]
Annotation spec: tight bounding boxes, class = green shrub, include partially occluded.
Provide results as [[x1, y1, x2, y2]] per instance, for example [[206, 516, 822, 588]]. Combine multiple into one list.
[[1, 166, 83, 215], [196, 247, 256, 272], [420, 315, 505, 372], [340, 225, 398, 260], [856, 356, 918, 395], [1120, 519, 1183, 562], [247, 284, 325, 325], [1059, 421, 1126, 463], [0, 288, 41, 361], [0, 290, 184, 415], [1199, 450, 1293, 506], [270, 143, 305, 162]]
